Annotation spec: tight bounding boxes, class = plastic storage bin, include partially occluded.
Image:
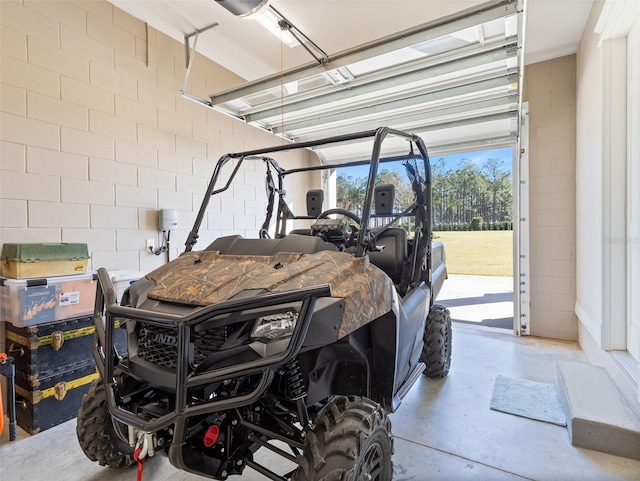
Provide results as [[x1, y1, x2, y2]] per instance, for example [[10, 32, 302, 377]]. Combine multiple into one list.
[[0, 273, 96, 327], [109, 270, 146, 303]]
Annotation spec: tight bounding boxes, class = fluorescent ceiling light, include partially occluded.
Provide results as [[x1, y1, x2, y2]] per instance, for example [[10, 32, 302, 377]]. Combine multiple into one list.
[[251, 8, 299, 48], [216, 0, 269, 17]]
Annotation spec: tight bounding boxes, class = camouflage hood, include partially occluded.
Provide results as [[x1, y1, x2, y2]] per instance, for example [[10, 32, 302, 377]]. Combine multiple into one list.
[[145, 250, 394, 339]]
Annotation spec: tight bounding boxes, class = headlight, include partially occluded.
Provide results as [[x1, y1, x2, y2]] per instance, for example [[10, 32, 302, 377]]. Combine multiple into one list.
[[251, 311, 299, 340]]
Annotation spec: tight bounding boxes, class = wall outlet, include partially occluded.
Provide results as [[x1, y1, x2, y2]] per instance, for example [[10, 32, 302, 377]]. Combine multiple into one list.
[[146, 239, 155, 252]]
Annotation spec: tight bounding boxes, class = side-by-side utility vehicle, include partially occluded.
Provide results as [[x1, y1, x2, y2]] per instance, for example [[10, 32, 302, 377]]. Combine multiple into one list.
[[77, 127, 451, 481]]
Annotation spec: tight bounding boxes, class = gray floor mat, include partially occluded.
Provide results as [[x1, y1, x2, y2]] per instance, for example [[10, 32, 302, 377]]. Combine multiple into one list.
[[490, 375, 567, 426]]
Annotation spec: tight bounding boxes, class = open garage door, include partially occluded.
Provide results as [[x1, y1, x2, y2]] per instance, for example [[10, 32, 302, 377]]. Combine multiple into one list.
[[112, 0, 530, 334], [205, 0, 522, 162]]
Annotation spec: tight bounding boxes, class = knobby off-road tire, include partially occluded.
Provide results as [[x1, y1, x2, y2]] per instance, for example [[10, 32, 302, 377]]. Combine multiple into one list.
[[295, 395, 393, 481], [76, 378, 135, 468], [421, 304, 452, 378]]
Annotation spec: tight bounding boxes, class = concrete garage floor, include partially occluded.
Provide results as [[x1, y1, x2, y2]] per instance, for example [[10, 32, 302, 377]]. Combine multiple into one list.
[[3, 324, 640, 480], [0, 275, 638, 479]]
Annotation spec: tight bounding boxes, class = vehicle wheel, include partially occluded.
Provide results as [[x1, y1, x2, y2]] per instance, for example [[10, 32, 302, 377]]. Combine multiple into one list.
[[295, 395, 393, 481], [76, 378, 135, 468], [421, 304, 452, 378]]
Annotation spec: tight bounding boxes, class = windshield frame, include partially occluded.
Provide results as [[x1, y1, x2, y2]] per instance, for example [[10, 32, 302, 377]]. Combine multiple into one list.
[[185, 127, 432, 258]]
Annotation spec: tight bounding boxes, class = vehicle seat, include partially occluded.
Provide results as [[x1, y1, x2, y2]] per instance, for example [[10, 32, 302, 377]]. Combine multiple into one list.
[[205, 234, 335, 255], [368, 227, 407, 284]]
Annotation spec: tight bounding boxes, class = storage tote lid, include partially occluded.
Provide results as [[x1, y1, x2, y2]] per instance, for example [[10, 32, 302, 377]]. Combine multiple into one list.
[[0, 272, 97, 287], [1, 243, 89, 262]]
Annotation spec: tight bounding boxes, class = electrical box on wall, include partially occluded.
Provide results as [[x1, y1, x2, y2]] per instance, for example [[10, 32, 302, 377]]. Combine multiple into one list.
[[159, 209, 178, 231]]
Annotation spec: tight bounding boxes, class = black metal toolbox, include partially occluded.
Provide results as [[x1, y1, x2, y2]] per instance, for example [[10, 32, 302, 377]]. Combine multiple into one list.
[[14, 361, 98, 434], [4, 316, 127, 378]]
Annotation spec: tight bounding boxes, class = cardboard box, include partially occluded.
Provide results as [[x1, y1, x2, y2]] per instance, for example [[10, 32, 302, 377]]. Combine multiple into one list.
[[1, 243, 89, 279], [0, 274, 96, 327]]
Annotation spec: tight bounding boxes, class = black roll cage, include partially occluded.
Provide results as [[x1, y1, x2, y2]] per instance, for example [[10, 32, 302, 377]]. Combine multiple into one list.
[[184, 127, 433, 260], [93, 268, 331, 432]]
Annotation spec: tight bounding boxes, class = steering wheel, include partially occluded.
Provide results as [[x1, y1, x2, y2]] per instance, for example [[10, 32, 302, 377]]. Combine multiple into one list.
[[315, 209, 361, 248], [316, 208, 361, 226]]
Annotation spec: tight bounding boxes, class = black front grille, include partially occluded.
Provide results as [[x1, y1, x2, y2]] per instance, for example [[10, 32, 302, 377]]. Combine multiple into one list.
[[137, 323, 238, 370], [138, 324, 179, 369], [194, 326, 230, 366]]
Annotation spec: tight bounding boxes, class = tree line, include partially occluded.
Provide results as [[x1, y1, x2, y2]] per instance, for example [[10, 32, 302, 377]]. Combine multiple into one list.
[[336, 157, 512, 231], [431, 157, 512, 230]]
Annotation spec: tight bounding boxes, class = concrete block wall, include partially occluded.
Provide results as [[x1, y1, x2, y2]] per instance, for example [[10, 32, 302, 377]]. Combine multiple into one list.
[[523, 55, 578, 341], [0, 0, 318, 274]]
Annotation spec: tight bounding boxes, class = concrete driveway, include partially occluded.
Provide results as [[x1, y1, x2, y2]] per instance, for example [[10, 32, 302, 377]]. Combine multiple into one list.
[[437, 274, 514, 330]]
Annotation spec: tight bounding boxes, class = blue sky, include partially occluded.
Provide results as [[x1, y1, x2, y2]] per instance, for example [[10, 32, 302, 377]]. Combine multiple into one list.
[[434, 147, 513, 172], [338, 146, 513, 179]]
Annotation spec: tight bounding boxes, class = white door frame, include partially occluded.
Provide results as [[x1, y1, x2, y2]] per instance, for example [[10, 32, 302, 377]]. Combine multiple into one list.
[[627, 15, 640, 402], [595, 1, 640, 407], [596, 1, 640, 359], [600, 37, 628, 351], [514, 103, 530, 336], [626, 16, 640, 372]]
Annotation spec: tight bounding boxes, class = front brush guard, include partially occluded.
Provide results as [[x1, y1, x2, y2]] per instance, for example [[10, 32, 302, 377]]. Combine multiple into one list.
[[92, 267, 332, 433]]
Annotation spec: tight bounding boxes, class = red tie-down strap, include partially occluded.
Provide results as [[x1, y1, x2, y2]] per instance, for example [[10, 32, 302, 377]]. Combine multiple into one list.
[[133, 446, 145, 481]]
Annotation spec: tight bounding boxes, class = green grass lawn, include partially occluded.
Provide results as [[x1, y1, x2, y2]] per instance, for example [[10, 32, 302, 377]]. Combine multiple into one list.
[[434, 230, 513, 277]]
